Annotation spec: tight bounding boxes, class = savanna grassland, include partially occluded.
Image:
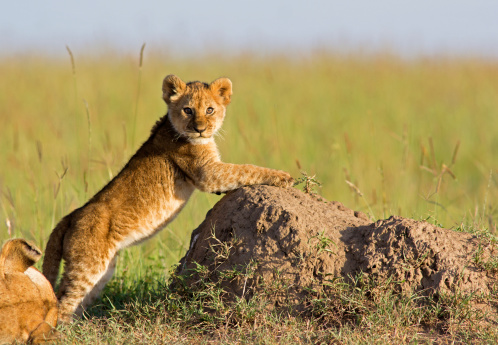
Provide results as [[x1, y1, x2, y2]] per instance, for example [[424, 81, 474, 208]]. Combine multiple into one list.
[[1, 49, 498, 343]]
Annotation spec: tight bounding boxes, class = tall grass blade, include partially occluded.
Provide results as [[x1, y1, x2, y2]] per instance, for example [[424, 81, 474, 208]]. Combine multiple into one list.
[[131, 43, 146, 149]]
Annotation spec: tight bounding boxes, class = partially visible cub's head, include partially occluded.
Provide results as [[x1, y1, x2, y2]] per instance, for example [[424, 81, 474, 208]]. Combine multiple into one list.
[[162, 75, 232, 143], [0, 239, 59, 344], [0, 238, 42, 274]]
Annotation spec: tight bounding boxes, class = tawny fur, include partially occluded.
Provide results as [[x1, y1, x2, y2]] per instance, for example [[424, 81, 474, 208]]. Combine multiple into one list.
[[42, 75, 294, 323], [0, 239, 59, 344]]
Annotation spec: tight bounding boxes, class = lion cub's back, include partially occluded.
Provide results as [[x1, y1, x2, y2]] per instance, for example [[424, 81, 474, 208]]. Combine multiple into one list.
[[0, 268, 57, 343]]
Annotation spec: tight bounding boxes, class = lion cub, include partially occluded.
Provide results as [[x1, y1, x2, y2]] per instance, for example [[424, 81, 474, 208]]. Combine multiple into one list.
[[0, 239, 58, 344], [42, 75, 294, 322]]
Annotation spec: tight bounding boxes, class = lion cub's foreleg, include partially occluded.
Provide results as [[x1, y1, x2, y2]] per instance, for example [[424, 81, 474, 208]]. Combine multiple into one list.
[[192, 162, 294, 193]]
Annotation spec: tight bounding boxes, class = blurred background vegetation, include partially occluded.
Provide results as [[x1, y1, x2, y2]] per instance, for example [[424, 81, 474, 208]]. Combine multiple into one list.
[[0, 50, 497, 273]]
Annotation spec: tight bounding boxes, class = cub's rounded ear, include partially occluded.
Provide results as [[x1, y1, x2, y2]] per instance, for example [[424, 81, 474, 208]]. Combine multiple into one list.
[[20, 239, 42, 266], [162, 75, 187, 105], [209, 77, 232, 106]]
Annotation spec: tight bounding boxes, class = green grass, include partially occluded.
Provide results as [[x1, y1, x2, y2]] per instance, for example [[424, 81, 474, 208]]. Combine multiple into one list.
[[55, 248, 498, 344], [1, 50, 497, 343]]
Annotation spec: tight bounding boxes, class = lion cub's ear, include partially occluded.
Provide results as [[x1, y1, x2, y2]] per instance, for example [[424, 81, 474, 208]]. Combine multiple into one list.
[[209, 77, 232, 106], [163, 75, 187, 105]]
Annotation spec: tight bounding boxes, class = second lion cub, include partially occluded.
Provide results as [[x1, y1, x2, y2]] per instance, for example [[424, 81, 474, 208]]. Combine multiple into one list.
[[42, 75, 294, 322]]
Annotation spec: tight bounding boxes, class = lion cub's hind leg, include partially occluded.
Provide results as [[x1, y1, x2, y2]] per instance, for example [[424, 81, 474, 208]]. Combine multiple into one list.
[[77, 254, 118, 315], [57, 249, 117, 323], [28, 320, 60, 344]]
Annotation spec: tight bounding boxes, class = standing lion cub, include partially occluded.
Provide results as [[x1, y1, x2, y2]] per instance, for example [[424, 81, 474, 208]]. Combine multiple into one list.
[[43, 75, 294, 322]]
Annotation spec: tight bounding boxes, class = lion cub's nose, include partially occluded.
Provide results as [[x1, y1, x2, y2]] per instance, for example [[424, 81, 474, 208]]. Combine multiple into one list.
[[194, 125, 207, 134]]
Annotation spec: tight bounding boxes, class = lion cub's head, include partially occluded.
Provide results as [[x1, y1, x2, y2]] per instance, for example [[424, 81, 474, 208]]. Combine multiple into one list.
[[162, 75, 232, 143]]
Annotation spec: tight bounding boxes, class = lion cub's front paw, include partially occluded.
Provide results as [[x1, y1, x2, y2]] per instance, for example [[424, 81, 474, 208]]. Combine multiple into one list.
[[271, 171, 294, 188]]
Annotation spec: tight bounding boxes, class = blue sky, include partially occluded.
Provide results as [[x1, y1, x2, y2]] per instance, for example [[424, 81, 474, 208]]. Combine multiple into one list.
[[1, 0, 498, 57]]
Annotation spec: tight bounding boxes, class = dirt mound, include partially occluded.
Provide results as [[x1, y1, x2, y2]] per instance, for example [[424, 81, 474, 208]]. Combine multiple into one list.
[[177, 185, 497, 312]]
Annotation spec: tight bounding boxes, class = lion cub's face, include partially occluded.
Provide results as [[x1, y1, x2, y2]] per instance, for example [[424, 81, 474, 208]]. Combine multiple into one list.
[[162, 75, 232, 143]]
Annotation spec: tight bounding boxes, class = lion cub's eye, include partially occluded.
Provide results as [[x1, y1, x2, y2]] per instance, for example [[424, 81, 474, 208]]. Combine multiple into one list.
[[206, 107, 214, 115], [183, 107, 193, 115]]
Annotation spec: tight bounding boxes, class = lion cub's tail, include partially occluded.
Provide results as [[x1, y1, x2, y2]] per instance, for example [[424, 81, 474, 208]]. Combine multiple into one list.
[[42, 217, 70, 288]]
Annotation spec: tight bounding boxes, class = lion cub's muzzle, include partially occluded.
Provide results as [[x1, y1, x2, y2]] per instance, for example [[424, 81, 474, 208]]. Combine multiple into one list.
[[190, 119, 209, 136], [193, 125, 207, 134]]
